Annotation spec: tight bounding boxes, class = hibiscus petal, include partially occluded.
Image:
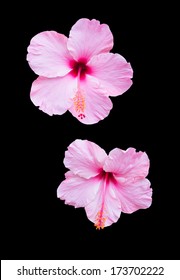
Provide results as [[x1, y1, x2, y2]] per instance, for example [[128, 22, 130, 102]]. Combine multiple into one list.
[[67, 18, 113, 61], [88, 53, 133, 96], [114, 177, 152, 213], [27, 31, 72, 77], [30, 74, 76, 116], [57, 171, 100, 208], [64, 139, 107, 179], [85, 175, 121, 228], [104, 148, 150, 178], [69, 76, 113, 124]]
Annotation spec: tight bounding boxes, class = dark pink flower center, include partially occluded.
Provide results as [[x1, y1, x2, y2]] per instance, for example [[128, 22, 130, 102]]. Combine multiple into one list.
[[70, 59, 92, 79], [100, 170, 115, 182]]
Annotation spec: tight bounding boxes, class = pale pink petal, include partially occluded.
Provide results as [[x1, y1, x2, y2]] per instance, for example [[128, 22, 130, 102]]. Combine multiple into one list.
[[30, 74, 77, 116], [27, 31, 73, 77], [104, 148, 150, 178], [67, 18, 113, 61], [69, 76, 113, 124], [85, 174, 121, 228], [87, 53, 133, 96], [64, 139, 107, 179], [57, 171, 100, 208], [114, 177, 152, 213]]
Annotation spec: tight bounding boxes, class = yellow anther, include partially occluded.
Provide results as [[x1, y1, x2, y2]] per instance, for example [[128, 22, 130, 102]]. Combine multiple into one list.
[[94, 211, 106, 230], [73, 89, 86, 115]]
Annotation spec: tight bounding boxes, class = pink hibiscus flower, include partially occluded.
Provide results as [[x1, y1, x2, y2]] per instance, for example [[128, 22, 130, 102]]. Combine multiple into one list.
[[57, 140, 152, 229], [27, 18, 133, 124]]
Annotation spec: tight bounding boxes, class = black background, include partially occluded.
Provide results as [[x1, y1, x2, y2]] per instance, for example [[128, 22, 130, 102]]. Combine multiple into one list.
[[3, 2, 179, 260]]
